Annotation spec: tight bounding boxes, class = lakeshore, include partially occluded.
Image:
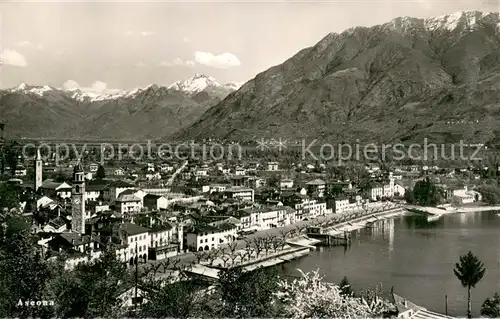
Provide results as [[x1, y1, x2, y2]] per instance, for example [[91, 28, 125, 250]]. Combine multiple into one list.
[[147, 202, 500, 279], [281, 209, 500, 317], [405, 203, 500, 221]]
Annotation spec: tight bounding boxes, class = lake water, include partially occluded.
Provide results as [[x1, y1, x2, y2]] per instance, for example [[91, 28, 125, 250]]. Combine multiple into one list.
[[281, 211, 500, 317]]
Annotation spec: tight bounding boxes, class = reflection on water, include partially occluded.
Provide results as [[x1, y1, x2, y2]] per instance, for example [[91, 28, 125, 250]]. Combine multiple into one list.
[[281, 211, 500, 317], [459, 213, 467, 225]]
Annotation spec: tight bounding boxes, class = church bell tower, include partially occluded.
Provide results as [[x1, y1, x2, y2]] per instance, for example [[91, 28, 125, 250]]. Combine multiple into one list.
[[71, 162, 86, 234], [34, 148, 42, 192]]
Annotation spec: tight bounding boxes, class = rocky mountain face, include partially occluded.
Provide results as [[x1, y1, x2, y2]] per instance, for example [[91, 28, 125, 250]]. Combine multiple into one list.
[[175, 11, 500, 146], [0, 75, 241, 140]]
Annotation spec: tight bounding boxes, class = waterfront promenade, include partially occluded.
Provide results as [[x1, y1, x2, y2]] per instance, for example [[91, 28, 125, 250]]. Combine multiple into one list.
[[139, 202, 405, 275]]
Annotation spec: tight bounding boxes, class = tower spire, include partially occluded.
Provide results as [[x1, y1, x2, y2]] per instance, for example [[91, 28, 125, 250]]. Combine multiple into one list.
[[34, 143, 43, 192], [71, 159, 86, 234]]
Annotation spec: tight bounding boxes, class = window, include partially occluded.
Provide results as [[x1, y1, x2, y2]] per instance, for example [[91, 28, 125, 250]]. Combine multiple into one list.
[[205, 239, 208, 243], [212, 237, 214, 241], [144, 245, 146, 251], [139, 246, 142, 252]]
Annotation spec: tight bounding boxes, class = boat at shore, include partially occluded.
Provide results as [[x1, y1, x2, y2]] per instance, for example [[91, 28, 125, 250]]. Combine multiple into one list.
[[427, 215, 441, 222]]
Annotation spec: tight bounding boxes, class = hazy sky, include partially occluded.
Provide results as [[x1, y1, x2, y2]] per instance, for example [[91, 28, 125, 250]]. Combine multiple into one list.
[[1, 0, 499, 92]]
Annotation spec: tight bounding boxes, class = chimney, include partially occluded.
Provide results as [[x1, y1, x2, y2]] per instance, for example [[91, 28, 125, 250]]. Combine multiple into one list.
[[71, 239, 75, 245], [403, 299, 407, 308]]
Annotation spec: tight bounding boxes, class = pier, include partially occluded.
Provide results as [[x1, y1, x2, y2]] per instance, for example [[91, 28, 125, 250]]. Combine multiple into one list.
[[185, 240, 318, 280], [405, 204, 500, 222], [306, 207, 405, 246]]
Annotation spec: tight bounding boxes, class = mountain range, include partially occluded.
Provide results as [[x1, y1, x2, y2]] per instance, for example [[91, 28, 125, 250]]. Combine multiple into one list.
[[176, 11, 500, 146], [0, 74, 241, 140], [4, 11, 500, 145]]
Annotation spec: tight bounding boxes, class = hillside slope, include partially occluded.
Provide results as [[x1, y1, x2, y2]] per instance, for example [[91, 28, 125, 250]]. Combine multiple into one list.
[[173, 11, 500, 145]]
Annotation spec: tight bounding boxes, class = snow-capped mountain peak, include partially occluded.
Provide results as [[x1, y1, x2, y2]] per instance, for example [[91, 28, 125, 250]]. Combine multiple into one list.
[[168, 74, 222, 94], [10, 83, 53, 97], [222, 82, 244, 91], [5, 75, 244, 102], [423, 10, 496, 32], [384, 11, 500, 34]]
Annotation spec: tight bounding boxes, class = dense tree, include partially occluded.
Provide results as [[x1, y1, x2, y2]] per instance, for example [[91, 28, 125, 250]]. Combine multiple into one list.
[[481, 293, 500, 318], [3, 141, 19, 176], [406, 177, 442, 206], [478, 185, 500, 205], [140, 278, 206, 318], [96, 165, 106, 180], [215, 266, 282, 318], [46, 248, 132, 318], [339, 276, 353, 296], [275, 269, 395, 318], [0, 215, 51, 318], [454, 251, 486, 318], [267, 174, 281, 188], [0, 183, 21, 210]]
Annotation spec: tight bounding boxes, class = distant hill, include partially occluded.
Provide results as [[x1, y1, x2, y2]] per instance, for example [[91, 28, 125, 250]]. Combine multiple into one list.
[[0, 75, 241, 140]]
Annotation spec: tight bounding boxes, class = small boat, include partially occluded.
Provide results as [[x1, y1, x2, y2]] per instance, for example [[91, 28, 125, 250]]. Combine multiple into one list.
[[427, 215, 440, 222], [496, 213, 500, 217]]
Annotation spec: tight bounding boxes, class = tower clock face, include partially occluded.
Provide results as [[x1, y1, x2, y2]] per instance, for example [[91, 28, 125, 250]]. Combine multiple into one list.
[[74, 198, 80, 205]]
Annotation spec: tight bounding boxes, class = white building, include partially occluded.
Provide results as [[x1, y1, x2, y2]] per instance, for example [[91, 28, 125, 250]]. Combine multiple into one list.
[[224, 187, 254, 202], [452, 186, 482, 204], [394, 184, 406, 197], [207, 184, 228, 193], [40, 180, 72, 199], [115, 194, 142, 215], [120, 223, 151, 264], [367, 186, 384, 201], [280, 179, 294, 189], [195, 167, 209, 176], [334, 198, 350, 213], [267, 162, 279, 171], [234, 167, 246, 176], [104, 180, 135, 201], [160, 163, 174, 172], [145, 172, 162, 181], [257, 206, 294, 229], [14, 165, 27, 177], [89, 163, 99, 172], [296, 198, 327, 219], [143, 194, 169, 210], [149, 223, 178, 260], [185, 223, 238, 251], [368, 174, 396, 201]]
